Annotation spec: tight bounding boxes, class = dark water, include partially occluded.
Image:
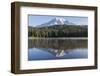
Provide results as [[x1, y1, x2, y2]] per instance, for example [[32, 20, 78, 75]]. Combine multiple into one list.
[[28, 38, 88, 61]]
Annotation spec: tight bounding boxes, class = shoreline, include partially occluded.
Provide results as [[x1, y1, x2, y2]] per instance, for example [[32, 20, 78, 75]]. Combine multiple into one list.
[[28, 37, 88, 40]]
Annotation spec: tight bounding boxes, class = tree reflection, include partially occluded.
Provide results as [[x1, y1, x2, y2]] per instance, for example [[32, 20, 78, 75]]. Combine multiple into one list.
[[28, 39, 87, 57]]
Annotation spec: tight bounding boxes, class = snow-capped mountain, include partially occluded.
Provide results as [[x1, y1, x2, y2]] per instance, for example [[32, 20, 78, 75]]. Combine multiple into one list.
[[37, 17, 75, 27]]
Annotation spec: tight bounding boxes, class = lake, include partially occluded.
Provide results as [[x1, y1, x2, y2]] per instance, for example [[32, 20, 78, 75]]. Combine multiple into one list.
[[28, 38, 88, 61]]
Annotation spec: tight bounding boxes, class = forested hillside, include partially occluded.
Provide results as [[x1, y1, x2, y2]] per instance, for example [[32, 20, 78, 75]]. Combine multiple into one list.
[[28, 25, 88, 37]]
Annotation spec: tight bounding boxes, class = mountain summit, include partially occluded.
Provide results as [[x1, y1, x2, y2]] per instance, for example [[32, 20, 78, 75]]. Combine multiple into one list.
[[37, 17, 75, 27]]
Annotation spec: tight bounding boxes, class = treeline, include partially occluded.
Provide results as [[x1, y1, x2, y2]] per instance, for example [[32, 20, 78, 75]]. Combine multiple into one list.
[[28, 25, 88, 37]]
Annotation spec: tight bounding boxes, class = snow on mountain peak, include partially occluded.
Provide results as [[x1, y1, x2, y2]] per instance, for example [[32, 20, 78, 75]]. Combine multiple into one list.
[[55, 17, 66, 21], [49, 17, 67, 25], [54, 17, 66, 25], [37, 17, 75, 27]]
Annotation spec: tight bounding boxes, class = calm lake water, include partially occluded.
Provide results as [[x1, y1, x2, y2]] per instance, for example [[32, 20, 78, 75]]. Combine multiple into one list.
[[28, 38, 88, 61]]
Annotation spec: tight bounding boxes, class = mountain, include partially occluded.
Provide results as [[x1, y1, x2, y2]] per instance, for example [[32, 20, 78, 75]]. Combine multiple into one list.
[[37, 17, 75, 28], [28, 17, 88, 37]]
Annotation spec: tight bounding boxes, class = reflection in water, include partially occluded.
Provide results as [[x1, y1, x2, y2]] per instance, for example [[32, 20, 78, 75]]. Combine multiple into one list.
[[28, 38, 88, 60]]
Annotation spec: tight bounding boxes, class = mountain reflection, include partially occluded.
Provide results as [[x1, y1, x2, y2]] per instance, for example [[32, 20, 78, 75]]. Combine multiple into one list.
[[28, 38, 87, 57]]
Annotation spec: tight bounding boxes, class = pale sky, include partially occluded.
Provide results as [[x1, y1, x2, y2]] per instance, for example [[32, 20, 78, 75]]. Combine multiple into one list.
[[28, 15, 88, 27]]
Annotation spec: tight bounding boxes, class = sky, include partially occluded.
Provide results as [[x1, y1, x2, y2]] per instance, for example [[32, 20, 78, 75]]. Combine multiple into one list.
[[28, 15, 88, 27]]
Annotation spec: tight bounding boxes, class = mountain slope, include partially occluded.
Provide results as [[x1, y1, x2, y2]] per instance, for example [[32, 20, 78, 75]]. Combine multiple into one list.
[[37, 17, 75, 27]]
